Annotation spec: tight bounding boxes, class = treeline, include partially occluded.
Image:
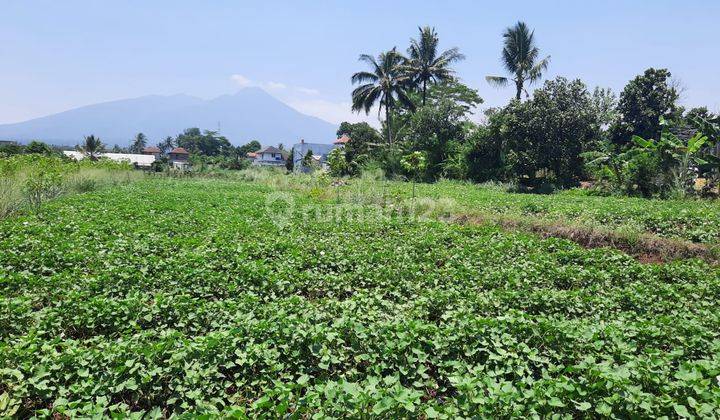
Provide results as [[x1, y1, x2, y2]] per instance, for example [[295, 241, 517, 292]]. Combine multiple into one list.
[[328, 23, 720, 199], [1, 129, 266, 171]]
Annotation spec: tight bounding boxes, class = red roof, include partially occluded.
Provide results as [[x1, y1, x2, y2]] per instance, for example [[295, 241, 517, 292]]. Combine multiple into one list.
[[246, 152, 258, 158], [142, 146, 161, 154], [169, 147, 189, 155], [333, 134, 351, 144]]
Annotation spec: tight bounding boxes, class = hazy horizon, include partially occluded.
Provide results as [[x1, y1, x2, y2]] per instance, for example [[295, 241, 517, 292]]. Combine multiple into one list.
[[2, 0, 719, 127]]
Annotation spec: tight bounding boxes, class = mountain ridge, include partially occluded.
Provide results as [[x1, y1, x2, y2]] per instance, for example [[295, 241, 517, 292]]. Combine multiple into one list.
[[0, 88, 338, 146]]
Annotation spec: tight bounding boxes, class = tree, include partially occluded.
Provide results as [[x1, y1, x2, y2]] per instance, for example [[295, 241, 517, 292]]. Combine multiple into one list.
[[609, 68, 680, 147], [404, 99, 469, 180], [351, 48, 415, 145], [400, 151, 427, 199], [327, 148, 348, 177], [406, 26, 465, 106], [79, 135, 105, 160], [336, 121, 383, 163], [129, 133, 147, 154], [157, 136, 175, 154], [237, 140, 261, 156], [286, 147, 294, 171], [24, 141, 53, 155], [486, 21, 550, 101], [175, 128, 233, 156], [474, 77, 598, 187]]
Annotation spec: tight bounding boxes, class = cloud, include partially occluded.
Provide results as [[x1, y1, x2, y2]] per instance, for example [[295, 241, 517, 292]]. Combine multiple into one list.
[[230, 74, 253, 87], [265, 81, 287, 90], [296, 87, 320, 95]]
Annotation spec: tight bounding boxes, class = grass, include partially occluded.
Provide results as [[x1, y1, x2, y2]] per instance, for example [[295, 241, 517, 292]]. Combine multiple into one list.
[[0, 155, 143, 218], [1, 177, 719, 417]]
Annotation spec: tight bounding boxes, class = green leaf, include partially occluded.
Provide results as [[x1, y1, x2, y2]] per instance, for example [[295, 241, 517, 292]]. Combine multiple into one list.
[[674, 404, 691, 418]]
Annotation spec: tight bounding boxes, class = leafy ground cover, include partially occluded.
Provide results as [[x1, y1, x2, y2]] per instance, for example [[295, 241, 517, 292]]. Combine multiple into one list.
[[1, 178, 719, 417]]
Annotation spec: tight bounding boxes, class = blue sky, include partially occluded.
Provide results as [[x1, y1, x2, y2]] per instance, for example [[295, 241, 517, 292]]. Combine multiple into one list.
[[1, 0, 719, 126]]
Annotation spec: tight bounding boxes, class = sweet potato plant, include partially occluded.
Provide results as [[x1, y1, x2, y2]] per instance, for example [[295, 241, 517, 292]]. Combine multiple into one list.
[[0, 178, 718, 417]]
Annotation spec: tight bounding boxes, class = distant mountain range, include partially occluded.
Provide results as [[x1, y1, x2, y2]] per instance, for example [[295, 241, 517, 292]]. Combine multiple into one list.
[[0, 88, 338, 146]]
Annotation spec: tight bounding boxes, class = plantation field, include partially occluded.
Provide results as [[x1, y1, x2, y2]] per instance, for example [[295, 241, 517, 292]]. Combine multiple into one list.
[[417, 182, 720, 245], [1, 178, 720, 417]]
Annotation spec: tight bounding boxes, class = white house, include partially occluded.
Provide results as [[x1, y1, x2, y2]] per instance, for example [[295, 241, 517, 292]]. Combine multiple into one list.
[[63, 150, 156, 168], [251, 146, 288, 167]]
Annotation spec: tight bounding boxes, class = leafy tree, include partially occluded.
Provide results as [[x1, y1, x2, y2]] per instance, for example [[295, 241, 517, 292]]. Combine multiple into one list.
[[591, 87, 618, 129], [424, 80, 483, 113], [609, 68, 680, 147], [336, 122, 382, 163], [237, 140, 261, 156], [406, 26, 464, 105], [351, 48, 415, 145], [400, 151, 427, 199], [327, 148, 348, 177], [286, 147, 294, 171], [129, 133, 147, 154], [486, 21, 550, 101], [175, 128, 233, 156], [474, 77, 598, 187], [79, 135, 105, 160], [404, 99, 469, 180], [24, 141, 53, 155]]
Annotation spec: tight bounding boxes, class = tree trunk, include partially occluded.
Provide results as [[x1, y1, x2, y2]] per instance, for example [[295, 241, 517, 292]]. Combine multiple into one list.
[[422, 79, 427, 106], [386, 104, 392, 145], [515, 80, 523, 101]]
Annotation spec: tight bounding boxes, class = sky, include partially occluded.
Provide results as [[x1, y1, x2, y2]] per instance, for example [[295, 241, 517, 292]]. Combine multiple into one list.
[[2, 0, 719, 127]]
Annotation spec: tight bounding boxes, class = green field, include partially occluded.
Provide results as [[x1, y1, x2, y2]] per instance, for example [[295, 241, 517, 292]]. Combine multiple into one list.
[[1, 177, 720, 417]]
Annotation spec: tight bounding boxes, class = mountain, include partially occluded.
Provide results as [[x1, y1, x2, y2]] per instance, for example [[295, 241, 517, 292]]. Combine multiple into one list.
[[0, 88, 338, 146]]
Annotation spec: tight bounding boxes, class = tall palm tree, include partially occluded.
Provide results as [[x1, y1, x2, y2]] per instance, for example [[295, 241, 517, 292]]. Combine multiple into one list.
[[486, 21, 550, 101], [407, 26, 465, 106], [129, 132, 147, 154], [351, 48, 414, 145], [80, 135, 105, 160], [157, 136, 175, 154]]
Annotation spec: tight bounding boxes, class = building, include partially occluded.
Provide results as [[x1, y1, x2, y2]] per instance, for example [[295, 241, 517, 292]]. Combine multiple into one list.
[[168, 147, 190, 169], [62, 150, 156, 168], [292, 136, 350, 172], [142, 146, 162, 159], [251, 146, 288, 167], [0, 140, 19, 146], [333, 134, 351, 146]]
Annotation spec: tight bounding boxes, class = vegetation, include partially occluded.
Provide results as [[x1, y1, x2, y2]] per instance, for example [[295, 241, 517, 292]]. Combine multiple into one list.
[[1, 176, 718, 417], [78, 135, 105, 160], [406, 26, 465, 105], [485, 21, 550, 101], [0, 155, 138, 218], [340, 23, 718, 201], [351, 49, 415, 145], [128, 132, 148, 154]]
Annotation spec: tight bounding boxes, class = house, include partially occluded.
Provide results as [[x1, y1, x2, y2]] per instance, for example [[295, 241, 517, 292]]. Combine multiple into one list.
[[292, 136, 351, 172], [0, 140, 18, 146], [168, 147, 190, 169], [333, 134, 351, 146], [142, 146, 162, 159], [251, 146, 288, 167], [62, 150, 156, 168]]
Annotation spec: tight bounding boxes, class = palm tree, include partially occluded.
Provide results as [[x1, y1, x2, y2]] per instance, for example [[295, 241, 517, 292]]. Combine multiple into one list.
[[129, 132, 147, 154], [407, 26, 465, 106], [157, 136, 175, 154], [80, 135, 105, 160], [351, 48, 415, 145], [486, 21, 550, 101]]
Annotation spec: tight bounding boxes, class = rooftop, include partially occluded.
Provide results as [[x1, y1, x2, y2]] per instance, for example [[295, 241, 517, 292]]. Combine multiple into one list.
[[169, 147, 189, 155], [333, 134, 351, 144]]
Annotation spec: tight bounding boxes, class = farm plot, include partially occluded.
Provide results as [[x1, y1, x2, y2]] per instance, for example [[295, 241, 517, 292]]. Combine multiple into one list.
[[1, 178, 719, 417]]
